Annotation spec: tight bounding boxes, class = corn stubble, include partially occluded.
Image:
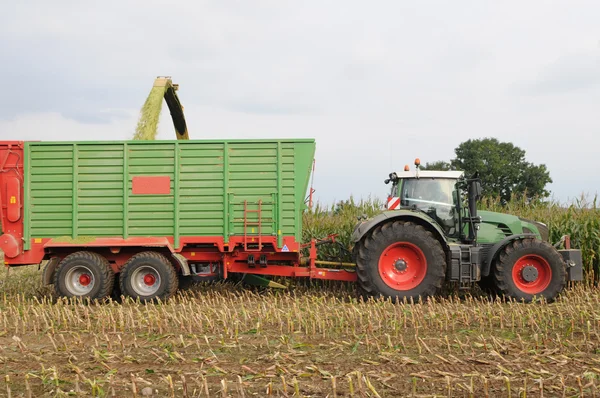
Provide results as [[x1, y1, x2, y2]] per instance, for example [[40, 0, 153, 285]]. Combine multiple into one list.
[[1, 265, 600, 397]]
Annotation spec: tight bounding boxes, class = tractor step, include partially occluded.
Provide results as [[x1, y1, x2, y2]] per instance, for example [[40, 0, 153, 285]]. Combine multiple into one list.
[[448, 245, 482, 284]]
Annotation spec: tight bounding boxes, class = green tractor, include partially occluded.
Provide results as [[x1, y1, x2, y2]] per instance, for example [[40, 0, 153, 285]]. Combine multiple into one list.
[[352, 160, 583, 302]]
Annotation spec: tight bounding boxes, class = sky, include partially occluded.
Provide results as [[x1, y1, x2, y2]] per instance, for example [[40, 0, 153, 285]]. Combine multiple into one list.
[[1, 1, 599, 205]]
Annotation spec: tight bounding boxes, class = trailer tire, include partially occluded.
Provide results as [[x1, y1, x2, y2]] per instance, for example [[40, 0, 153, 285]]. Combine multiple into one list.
[[54, 251, 114, 300], [355, 221, 445, 302], [493, 238, 566, 303], [119, 251, 178, 302]]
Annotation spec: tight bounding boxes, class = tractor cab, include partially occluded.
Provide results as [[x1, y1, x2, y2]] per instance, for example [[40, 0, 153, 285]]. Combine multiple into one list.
[[384, 160, 482, 243]]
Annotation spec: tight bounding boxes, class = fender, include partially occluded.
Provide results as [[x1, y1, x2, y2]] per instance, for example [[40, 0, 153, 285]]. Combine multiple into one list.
[[481, 233, 537, 277], [351, 210, 448, 246], [42, 257, 61, 285], [171, 253, 191, 276]]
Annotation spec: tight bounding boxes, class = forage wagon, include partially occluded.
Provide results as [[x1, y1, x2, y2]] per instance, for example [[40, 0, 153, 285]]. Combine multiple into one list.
[[0, 141, 583, 302]]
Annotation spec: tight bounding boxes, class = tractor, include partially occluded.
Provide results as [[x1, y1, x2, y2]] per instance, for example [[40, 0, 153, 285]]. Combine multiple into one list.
[[351, 160, 583, 302]]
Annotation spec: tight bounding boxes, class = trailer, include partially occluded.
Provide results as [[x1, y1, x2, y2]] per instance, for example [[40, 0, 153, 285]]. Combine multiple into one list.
[[1, 139, 358, 301]]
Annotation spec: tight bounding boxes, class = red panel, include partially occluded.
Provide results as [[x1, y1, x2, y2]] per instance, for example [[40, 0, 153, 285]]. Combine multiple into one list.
[[0, 142, 24, 262], [0, 234, 19, 258], [6, 176, 21, 222], [226, 262, 357, 282], [132, 176, 171, 195]]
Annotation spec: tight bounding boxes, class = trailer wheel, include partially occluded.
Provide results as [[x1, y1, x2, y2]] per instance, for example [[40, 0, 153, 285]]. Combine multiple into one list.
[[119, 252, 178, 302], [493, 238, 566, 302], [54, 251, 114, 300], [355, 221, 446, 302]]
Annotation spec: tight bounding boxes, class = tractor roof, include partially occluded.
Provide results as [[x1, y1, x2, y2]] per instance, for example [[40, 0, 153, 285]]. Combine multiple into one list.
[[395, 170, 464, 179]]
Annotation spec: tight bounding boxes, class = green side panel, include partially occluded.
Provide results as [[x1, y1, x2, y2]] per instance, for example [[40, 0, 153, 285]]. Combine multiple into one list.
[[29, 144, 75, 237], [127, 143, 176, 237], [25, 139, 315, 248], [178, 142, 226, 238]]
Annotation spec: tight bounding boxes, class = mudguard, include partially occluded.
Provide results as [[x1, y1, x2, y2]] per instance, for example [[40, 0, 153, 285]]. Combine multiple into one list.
[[351, 210, 448, 246], [42, 257, 61, 285]]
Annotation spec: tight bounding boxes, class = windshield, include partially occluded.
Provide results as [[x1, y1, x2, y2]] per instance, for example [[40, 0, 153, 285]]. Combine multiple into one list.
[[401, 178, 456, 207], [399, 178, 459, 237]]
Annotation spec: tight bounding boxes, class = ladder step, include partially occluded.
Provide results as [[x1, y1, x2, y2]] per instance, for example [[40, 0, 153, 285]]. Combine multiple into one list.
[[243, 199, 263, 251]]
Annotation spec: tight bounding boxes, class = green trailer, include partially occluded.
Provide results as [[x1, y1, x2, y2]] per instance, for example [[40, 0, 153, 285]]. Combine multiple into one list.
[[2, 139, 352, 301]]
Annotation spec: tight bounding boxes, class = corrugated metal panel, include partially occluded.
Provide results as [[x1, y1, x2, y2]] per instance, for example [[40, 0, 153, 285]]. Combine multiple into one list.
[[24, 139, 315, 250]]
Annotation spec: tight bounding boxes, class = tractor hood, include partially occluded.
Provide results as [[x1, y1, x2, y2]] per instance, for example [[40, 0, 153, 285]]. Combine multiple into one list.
[[477, 210, 548, 244]]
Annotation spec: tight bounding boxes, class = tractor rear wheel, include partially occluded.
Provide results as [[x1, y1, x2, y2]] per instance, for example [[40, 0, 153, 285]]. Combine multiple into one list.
[[119, 252, 178, 302], [355, 221, 446, 302], [54, 251, 114, 300], [493, 238, 566, 302]]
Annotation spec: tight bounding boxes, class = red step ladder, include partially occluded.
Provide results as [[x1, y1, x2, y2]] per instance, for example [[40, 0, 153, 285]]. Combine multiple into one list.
[[243, 200, 263, 251]]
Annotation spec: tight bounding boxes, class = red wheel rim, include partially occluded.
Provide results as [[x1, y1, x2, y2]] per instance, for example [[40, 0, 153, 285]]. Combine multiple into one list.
[[512, 255, 552, 294], [79, 274, 91, 286], [143, 274, 157, 286], [378, 242, 427, 290]]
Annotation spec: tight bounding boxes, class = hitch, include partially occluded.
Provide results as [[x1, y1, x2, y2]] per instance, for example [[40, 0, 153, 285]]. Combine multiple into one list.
[[300, 235, 356, 273]]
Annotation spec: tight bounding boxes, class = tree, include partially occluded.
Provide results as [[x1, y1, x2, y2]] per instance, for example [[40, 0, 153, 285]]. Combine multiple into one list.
[[451, 138, 552, 202], [421, 160, 453, 171]]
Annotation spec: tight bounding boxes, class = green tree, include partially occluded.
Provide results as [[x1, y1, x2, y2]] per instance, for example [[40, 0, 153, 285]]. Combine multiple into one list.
[[451, 138, 552, 202], [421, 160, 453, 171]]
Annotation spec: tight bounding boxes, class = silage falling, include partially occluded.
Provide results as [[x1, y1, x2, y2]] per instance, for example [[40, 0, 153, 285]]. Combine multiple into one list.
[[133, 85, 167, 140]]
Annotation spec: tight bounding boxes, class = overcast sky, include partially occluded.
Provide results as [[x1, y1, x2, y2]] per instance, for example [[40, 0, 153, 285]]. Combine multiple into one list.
[[1, 1, 599, 205]]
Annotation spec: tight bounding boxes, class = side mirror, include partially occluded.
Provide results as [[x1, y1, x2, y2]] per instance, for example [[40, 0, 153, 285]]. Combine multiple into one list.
[[384, 179, 391, 185], [469, 172, 482, 200], [474, 181, 482, 199]]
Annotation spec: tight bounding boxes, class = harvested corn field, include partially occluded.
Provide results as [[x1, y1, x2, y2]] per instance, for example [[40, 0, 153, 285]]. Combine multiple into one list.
[[1, 266, 600, 397]]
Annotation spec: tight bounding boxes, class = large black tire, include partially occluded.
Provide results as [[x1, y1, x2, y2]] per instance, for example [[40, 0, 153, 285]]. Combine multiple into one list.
[[119, 251, 178, 302], [493, 238, 566, 303], [355, 221, 446, 302], [54, 251, 114, 300]]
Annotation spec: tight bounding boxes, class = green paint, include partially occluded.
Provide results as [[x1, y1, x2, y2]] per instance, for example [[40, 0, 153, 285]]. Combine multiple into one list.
[[173, 142, 180, 249], [223, 142, 229, 242], [276, 142, 282, 248], [133, 86, 167, 140], [123, 142, 129, 239], [25, 140, 315, 243], [72, 144, 78, 238]]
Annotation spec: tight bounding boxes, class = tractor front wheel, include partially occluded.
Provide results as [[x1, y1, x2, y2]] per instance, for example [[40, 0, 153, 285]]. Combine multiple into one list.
[[493, 239, 566, 302], [355, 221, 446, 302]]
